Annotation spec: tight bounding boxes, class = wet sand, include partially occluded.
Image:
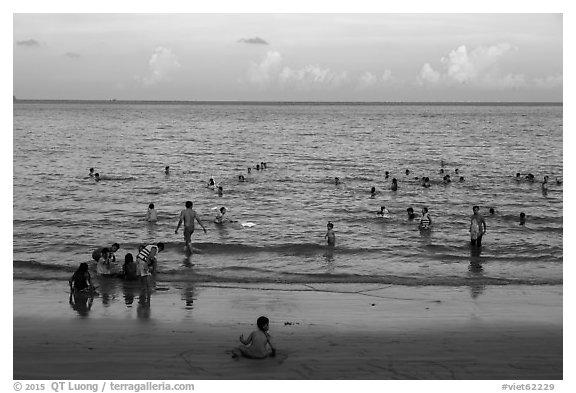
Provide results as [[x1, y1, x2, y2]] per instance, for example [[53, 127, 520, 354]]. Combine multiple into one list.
[[13, 280, 562, 380]]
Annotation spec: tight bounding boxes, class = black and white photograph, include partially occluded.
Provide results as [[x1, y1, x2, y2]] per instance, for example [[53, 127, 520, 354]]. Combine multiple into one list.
[[9, 4, 568, 390]]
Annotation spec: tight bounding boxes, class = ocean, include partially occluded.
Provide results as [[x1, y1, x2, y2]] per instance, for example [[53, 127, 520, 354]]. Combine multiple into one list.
[[13, 102, 563, 296]]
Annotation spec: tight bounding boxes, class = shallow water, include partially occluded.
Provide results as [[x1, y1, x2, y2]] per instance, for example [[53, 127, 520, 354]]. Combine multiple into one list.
[[13, 102, 563, 289]]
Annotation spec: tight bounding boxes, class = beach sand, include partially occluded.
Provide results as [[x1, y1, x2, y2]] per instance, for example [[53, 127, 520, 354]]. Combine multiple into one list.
[[13, 280, 562, 380]]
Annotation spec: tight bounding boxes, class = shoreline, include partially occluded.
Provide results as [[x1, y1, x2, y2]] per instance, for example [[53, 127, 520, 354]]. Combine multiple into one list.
[[13, 280, 562, 380]]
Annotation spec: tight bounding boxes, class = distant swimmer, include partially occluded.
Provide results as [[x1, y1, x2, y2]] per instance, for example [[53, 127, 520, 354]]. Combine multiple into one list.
[[459, 176, 465, 182], [519, 212, 526, 226], [385, 171, 389, 179], [489, 208, 495, 216], [525, 173, 535, 182], [541, 176, 549, 193], [89, 168, 94, 177], [423, 177, 431, 188], [390, 178, 398, 191], [515, 172, 522, 182], [370, 186, 376, 197], [377, 206, 390, 216], [455, 168, 459, 174], [256, 164, 260, 171], [419, 207, 432, 231], [406, 207, 416, 220], [556, 177, 562, 185], [439, 168, 444, 174], [165, 166, 170, 175], [94, 173, 101, 182], [218, 185, 224, 196], [208, 177, 216, 188], [334, 177, 340, 185], [239, 175, 246, 182], [146, 203, 158, 222], [248, 167, 252, 174], [469, 206, 487, 248], [443, 174, 451, 184], [92, 243, 120, 263], [122, 253, 138, 281], [325, 222, 336, 247], [405, 169, 410, 176], [69, 262, 93, 292], [175, 201, 207, 253]]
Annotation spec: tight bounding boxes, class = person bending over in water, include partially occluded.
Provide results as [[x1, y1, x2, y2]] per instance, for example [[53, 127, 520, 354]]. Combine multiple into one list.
[[69, 262, 93, 292], [232, 316, 276, 359], [469, 206, 487, 247], [175, 201, 207, 253], [325, 222, 336, 246], [92, 243, 120, 263]]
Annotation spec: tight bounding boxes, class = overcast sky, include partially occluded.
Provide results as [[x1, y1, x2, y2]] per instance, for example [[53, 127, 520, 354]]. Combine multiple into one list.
[[13, 13, 563, 102]]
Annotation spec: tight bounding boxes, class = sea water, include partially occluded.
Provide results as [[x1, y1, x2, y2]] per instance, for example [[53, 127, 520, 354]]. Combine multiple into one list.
[[13, 102, 563, 295]]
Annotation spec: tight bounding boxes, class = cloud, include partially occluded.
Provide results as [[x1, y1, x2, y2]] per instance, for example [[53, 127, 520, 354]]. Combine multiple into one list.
[[64, 52, 81, 59], [532, 75, 563, 89], [358, 70, 394, 89], [246, 51, 347, 90], [247, 51, 283, 86], [417, 43, 527, 88], [417, 63, 441, 85], [279, 65, 347, 90], [141, 47, 181, 86], [238, 37, 268, 45], [16, 39, 39, 47]]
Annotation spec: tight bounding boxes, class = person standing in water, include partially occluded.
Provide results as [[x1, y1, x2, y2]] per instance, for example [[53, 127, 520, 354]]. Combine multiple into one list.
[[469, 205, 487, 247], [325, 222, 336, 247], [175, 201, 207, 253]]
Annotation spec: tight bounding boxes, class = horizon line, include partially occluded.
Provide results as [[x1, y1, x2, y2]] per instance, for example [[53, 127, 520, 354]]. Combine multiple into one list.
[[12, 98, 563, 106]]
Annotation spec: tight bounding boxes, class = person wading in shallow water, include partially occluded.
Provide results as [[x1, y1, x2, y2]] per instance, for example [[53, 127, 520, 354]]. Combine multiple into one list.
[[175, 201, 207, 253], [469, 205, 487, 247]]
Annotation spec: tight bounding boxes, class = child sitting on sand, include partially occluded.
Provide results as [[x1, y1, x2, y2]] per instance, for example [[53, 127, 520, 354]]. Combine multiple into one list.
[[232, 316, 276, 359]]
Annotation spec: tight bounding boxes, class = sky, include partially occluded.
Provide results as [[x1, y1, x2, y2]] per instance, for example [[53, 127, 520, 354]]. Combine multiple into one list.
[[12, 12, 563, 102]]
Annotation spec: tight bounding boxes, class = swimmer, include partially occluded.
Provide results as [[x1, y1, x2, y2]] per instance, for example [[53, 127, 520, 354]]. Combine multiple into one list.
[[218, 186, 223, 196], [459, 176, 465, 182], [370, 186, 376, 197], [390, 178, 398, 191], [440, 168, 444, 174], [542, 176, 549, 193], [334, 177, 340, 185], [256, 164, 260, 171], [325, 222, 336, 247], [377, 206, 390, 216], [405, 169, 410, 176], [208, 177, 215, 188], [215, 207, 236, 224], [94, 173, 101, 182], [489, 208, 495, 215], [556, 177, 562, 185], [423, 177, 431, 188], [520, 212, 526, 226], [146, 203, 158, 222], [443, 174, 451, 184], [89, 168, 94, 177], [455, 168, 459, 174], [515, 172, 522, 181], [385, 171, 389, 179], [165, 166, 170, 175], [406, 207, 416, 220], [248, 167, 251, 174]]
